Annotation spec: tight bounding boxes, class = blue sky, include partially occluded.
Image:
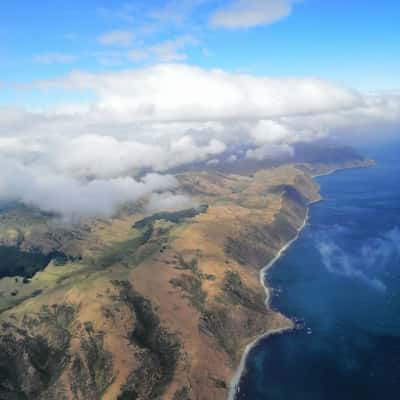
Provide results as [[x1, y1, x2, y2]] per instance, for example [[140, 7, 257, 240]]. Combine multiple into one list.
[[0, 0, 399, 97]]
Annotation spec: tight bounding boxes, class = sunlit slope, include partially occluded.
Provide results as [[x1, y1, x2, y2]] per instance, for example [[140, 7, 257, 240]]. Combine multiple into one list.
[[0, 161, 369, 400]]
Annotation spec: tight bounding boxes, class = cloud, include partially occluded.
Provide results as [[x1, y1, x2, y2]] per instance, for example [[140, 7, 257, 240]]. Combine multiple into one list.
[[246, 143, 294, 160], [249, 120, 292, 144], [148, 0, 206, 24], [0, 152, 178, 219], [32, 53, 79, 64], [98, 30, 135, 47], [316, 227, 400, 292], [145, 192, 196, 213], [317, 241, 385, 292], [210, 0, 295, 29], [127, 49, 149, 62], [97, 4, 137, 23], [97, 0, 206, 26], [41, 64, 362, 121], [1, 64, 400, 218], [228, 154, 237, 162], [149, 35, 199, 62], [128, 35, 199, 63]]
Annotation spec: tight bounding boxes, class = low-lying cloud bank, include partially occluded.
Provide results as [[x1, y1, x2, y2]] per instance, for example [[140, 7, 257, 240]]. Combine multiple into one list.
[[1, 64, 399, 217], [0, 157, 178, 219]]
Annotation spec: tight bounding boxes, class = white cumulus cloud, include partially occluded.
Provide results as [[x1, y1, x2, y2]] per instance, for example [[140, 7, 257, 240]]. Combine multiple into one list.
[[1, 64, 399, 218]]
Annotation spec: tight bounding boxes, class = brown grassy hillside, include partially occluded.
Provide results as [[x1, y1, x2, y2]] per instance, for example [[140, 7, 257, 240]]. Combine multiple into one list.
[[0, 161, 369, 400]]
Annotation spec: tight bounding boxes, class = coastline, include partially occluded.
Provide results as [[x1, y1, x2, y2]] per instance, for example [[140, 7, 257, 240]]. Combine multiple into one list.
[[310, 159, 376, 179], [227, 162, 373, 400], [228, 202, 315, 400]]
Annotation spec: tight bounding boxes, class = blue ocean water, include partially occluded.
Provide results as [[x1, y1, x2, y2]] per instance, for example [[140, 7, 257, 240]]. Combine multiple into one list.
[[237, 142, 400, 400]]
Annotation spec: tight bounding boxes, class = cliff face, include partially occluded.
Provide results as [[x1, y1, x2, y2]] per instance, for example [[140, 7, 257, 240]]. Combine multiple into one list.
[[0, 161, 366, 400]]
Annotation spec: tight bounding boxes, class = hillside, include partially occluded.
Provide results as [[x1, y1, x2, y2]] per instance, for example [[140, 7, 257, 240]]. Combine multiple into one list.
[[0, 158, 372, 400]]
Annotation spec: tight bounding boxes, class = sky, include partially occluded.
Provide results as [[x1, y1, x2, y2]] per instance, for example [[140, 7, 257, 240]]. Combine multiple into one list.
[[1, 0, 399, 95], [0, 0, 399, 218]]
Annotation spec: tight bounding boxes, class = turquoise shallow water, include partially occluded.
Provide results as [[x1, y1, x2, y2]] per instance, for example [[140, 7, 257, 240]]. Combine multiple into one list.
[[237, 142, 400, 399]]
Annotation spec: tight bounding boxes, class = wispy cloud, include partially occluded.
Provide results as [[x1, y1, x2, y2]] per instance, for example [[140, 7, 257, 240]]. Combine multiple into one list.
[[149, 0, 207, 24], [98, 30, 135, 47], [32, 53, 79, 64], [97, 3, 138, 23], [127, 35, 199, 63], [316, 227, 400, 292], [148, 35, 199, 62], [210, 0, 295, 29]]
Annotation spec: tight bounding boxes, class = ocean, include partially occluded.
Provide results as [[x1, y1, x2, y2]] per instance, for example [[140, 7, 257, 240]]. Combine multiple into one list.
[[236, 141, 400, 399]]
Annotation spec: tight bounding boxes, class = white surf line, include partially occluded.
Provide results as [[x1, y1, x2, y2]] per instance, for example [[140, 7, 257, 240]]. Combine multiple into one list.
[[311, 168, 339, 179], [311, 161, 374, 179], [228, 201, 319, 400]]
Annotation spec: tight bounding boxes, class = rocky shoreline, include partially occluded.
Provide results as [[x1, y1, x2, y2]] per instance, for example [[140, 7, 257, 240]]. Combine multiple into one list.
[[228, 213, 309, 400], [227, 159, 374, 400]]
